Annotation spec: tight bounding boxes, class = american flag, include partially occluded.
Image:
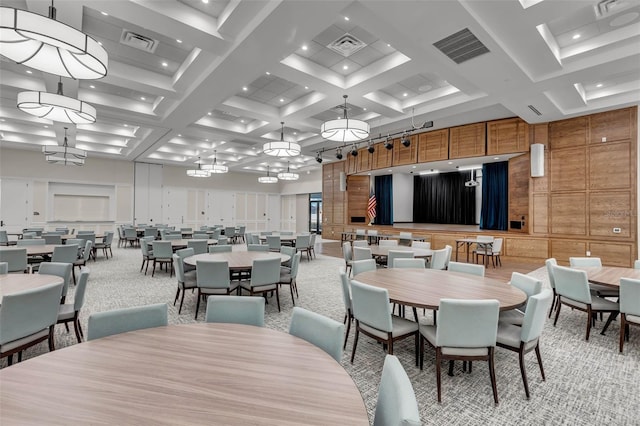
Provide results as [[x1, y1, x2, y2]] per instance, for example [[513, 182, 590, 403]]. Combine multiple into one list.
[[367, 192, 377, 221]]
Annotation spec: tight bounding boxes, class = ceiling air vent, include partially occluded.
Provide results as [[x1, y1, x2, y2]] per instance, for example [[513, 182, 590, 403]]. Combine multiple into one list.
[[120, 30, 158, 53], [528, 105, 542, 116], [327, 33, 367, 57], [595, 0, 628, 18], [433, 28, 490, 64]]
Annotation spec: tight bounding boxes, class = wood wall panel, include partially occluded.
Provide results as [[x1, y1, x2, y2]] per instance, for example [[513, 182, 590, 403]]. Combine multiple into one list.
[[550, 193, 586, 235], [589, 142, 631, 190], [392, 135, 418, 166], [418, 129, 449, 162], [346, 153, 357, 174], [372, 142, 393, 169], [449, 122, 486, 159], [356, 148, 372, 172], [589, 192, 633, 238], [550, 240, 587, 264], [589, 243, 633, 267], [589, 108, 634, 144], [508, 154, 529, 232], [531, 123, 549, 146], [505, 238, 548, 259], [487, 118, 529, 155], [549, 116, 587, 150], [532, 194, 548, 234], [550, 147, 586, 191], [346, 175, 369, 224]]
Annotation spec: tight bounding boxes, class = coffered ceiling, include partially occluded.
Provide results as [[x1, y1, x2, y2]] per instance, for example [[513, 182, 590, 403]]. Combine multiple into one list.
[[1, 0, 638, 176]]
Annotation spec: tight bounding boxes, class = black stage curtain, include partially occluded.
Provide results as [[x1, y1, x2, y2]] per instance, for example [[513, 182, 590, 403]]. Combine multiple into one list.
[[374, 175, 393, 225], [413, 171, 476, 224], [480, 162, 508, 230]]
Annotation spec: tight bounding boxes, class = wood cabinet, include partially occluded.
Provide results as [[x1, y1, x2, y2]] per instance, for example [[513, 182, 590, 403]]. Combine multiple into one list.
[[449, 122, 486, 159], [418, 129, 449, 162], [392, 135, 418, 166], [487, 118, 529, 155]]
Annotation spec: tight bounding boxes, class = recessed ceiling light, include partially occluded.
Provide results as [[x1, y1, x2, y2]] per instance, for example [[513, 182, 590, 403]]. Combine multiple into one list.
[[448, 161, 453, 164], [388, 169, 392, 172], [344, 16, 349, 21], [89, 85, 95, 89], [403, 92, 408, 97], [494, 157, 500, 160], [140, 97, 146, 101], [98, 41, 103, 46], [387, 43, 391, 47], [572, 33, 581, 40], [101, 11, 108, 16], [596, 83, 603, 88], [251, 147, 256, 150], [363, 108, 367, 111], [293, 132, 297, 135], [178, 134, 182, 137], [343, 65, 348, 70], [207, 112, 212, 115], [202, 0, 209, 3], [240, 119, 245, 123], [161, 62, 168, 67], [265, 71, 270, 75], [279, 98, 284, 102], [176, 39, 182, 43], [44, 125, 48, 128], [242, 86, 248, 91], [304, 86, 309, 90], [205, 139, 209, 142], [220, 141, 226, 144], [302, 45, 308, 50], [124, 124, 128, 127], [26, 70, 32, 74]]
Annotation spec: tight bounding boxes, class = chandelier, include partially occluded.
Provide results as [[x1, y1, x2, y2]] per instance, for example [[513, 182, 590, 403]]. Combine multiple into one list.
[[17, 78, 96, 124], [203, 150, 228, 174], [320, 95, 369, 142], [258, 165, 278, 183], [277, 162, 299, 181], [187, 157, 211, 178], [42, 127, 86, 166], [0, 4, 108, 80], [263, 122, 300, 157]]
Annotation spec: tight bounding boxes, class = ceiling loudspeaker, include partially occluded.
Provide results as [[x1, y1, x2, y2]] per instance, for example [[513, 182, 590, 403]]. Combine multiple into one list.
[[531, 144, 544, 177], [339, 172, 347, 192]]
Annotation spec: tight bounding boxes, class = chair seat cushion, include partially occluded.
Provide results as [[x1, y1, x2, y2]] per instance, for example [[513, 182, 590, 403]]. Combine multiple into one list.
[[496, 321, 538, 351], [57, 304, 76, 321], [560, 295, 619, 311], [279, 271, 292, 283], [0, 328, 49, 353], [421, 324, 490, 356], [627, 314, 640, 325], [200, 282, 239, 295], [239, 282, 277, 292], [498, 309, 525, 326], [360, 315, 418, 340]]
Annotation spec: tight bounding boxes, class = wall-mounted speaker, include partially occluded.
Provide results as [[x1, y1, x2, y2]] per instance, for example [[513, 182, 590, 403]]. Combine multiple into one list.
[[530, 143, 544, 177], [339, 172, 347, 192]]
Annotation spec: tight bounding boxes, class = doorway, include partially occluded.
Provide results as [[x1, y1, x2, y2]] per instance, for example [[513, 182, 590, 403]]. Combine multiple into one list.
[[309, 193, 322, 234]]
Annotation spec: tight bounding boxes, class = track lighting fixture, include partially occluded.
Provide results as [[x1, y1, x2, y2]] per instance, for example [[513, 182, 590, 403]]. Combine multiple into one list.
[[384, 135, 393, 150], [336, 147, 343, 160], [402, 133, 411, 147], [315, 152, 323, 163], [367, 139, 375, 154], [350, 144, 358, 156]]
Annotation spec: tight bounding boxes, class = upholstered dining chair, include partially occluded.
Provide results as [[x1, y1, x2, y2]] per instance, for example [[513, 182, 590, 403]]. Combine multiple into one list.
[[278, 251, 301, 304], [552, 264, 619, 340], [87, 303, 168, 341], [353, 246, 372, 261], [351, 259, 377, 277], [56, 269, 90, 343], [266, 235, 281, 252], [379, 239, 399, 247], [39, 262, 72, 304], [176, 247, 195, 273], [619, 278, 640, 353], [339, 269, 353, 350], [387, 250, 414, 268], [373, 355, 421, 426], [0, 262, 7, 274], [545, 258, 558, 318], [124, 227, 138, 247], [173, 252, 197, 314], [209, 244, 232, 253], [393, 258, 426, 269], [248, 244, 269, 252], [217, 236, 229, 245], [634, 260, 640, 269], [195, 260, 239, 319], [289, 307, 345, 362], [52, 244, 80, 284], [308, 233, 317, 259], [93, 231, 114, 259], [569, 257, 618, 298], [139, 236, 155, 274], [398, 232, 413, 246], [280, 245, 296, 268], [0, 230, 11, 246], [499, 272, 542, 326], [151, 241, 173, 277], [342, 242, 353, 275], [43, 234, 62, 245], [496, 289, 553, 399], [239, 257, 282, 312], [429, 248, 449, 270], [411, 241, 431, 250], [0, 282, 64, 366], [420, 298, 500, 404], [205, 295, 265, 327], [17, 238, 45, 246], [224, 227, 236, 243], [448, 261, 485, 277], [0, 247, 29, 273], [350, 280, 419, 365], [352, 240, 369, 247], [187, 239, 208, 255], [295, 234, 312, 261]]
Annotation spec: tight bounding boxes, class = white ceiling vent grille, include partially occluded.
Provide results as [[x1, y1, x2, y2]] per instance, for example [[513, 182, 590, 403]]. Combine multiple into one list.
[[528, 104, 542, 116], [433, 28, 490, 64], [327, 34, 367, 57], [120, 30, 158, 53]]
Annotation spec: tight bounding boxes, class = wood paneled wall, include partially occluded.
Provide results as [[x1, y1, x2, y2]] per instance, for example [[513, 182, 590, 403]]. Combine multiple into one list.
[[322, 161, 347, 240]]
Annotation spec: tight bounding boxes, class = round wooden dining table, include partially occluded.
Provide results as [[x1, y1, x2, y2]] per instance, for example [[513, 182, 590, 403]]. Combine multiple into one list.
[[0, 323, 369, 425], [354, 268, 526, 311], [149, 239, 218, 250], [0, 244, 58, 257], [575, 266, 640, 288], [184, 251, 290, 270], [0, 273, 64, 298]]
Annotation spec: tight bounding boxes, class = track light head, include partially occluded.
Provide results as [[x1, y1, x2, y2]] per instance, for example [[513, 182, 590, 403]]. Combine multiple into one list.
[[368, 145, 375, 154], [350, 145, 358, 156], [402, 133, 411, 147], [384, 136, 393, 150], [336, 147, 343, 160], [315, 152, 323, 163]]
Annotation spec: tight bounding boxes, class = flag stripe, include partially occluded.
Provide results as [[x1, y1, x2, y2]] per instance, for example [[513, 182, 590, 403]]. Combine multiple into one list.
[[367, 193, 377, 219]]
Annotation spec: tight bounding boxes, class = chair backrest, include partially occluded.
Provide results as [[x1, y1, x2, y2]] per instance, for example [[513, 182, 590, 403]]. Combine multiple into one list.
[[172, 254, 186, 283], [205, 295, 265, 326], [250, 257, 281, 287], [510, 272, 542, 300], [251, 234, 261, 245], [444, 245, 452, 268], [21, 232, 36, 239], [217, 236, 229, 245], [476, 235, 494, 244], [339, 268, 352, 312], [552, 264, 592, 304], [103, 231, 115, 245], [0, 230, 8, 244], [140, 236, 154, 256], [288, 251, 302, 280], [65, 238, 83, 254], [196, 260, 230, 289], [193, 232, 208, 239], [181, 227, 192, 233], [39, 262, 72, 300], [281, 231, 294, 235], [373, 355, 421, 426], [0, 282, 64, 345], [176, 247, 194, 261], [352, 259, 377, 276], [411, 241, 431, 250], [0, 262, 7, 274], [399, 232, 412, 239], [152, 241, 173, 258], [436, 299, 499, 349], [620, 278, 640, 316], [260, 231, 272, 236], [490, 238, 503, 254], [209, 245, 232, 253], [350, 280, 393, 333], [393, 258, 426, 269], [210, 229, 222, 239], [17, 238, 45, 246], [309, 233, 316, 248], [430, 248, 449, 270], [289, 307, 345, 362], [0, 248, 27, 272], [280, 245, 295, 267], [248, 244, 269, 252], [224, 227, 236, 238], [237, 226, 246, 236], [87, 303, 168, 341], [295, 234, 310, 248], [352, 240, 369, 247], [545, 258, 557, 290], [52, 244, 78, 263], [569, 257, 602, 267], [144, 227, 157, 237], [520, 289, 553, 344], [43, 234, 62, 245], [379, 239, 399, 247], [187, 239, 208, 255], [355, 229, 366, 238], [163, 234, 181, 241], [73, 269, 90, 311], [368, 230, 378, 237], [387, 250, 413, 268], [124, 228, 137, 238], [352, 246, 372, 261], [342, 242, 353, 263], [634, 260, 640, 269], [77, 233, 96, 244], [448, 261, 485, 277]]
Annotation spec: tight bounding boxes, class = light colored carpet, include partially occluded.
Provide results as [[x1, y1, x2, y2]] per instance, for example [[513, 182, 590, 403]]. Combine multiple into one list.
[[4, 243, 639, 425]]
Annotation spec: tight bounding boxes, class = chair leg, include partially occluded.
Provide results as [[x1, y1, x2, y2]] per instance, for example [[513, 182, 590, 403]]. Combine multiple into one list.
[[178, 288, 187, 314], [350, 322, 360, 363], [553, 301, 562, 326], [343, 312, 352, 350], [488, 347, 499, 405], [73, 317, 82, 343], [275, 287, 281, 312], [534, 343, 545, 381], [194, 290, 201, 320], [548, 290, 557, 318], [619, 314, 626, 353], [48, 326, 56, 351], [435, 349, 443, 403], [585, 307, 592, 341], [140, 259, 146, 273], [173, 287, 180, 306], [518, 346, 530, 399], [152, 259, 157, 277]]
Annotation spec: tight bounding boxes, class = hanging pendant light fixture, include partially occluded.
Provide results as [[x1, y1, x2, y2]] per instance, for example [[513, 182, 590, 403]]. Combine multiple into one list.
[[42, 127, 86, 166], [263, 122, 300, 157], [320, 95, 369, 142], [0, 3, 108, 80], [258, 165, 278, 183], [277, 162, 299, 181], [187, 157, 211, 178], [17, 77, 96, 124], [202, 150, 228, 174]]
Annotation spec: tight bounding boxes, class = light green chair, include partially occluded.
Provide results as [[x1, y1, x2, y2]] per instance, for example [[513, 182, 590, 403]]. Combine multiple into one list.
[[209, 245, 232, 253], [429, 248, 449, 270], [351, 259, 377, 277], [239, 258, 282, 311], [0, 248, 28, 273], [173, 252, 197, 314], [248, 244, 269, 252], [87, 303, 168, 341], [339, 269, 353, 350], [545, 258, 558, 318], [17, 238, 45, 246], [289, 307, 345, 362], [352, 246, 372, 261], [266, 235, 281, 252], [43, 234, 62, 245], [342, 242, 353, 275], [187, 239, 208, 255], [57, 269, 90, 343], [195, 260, 239, 319], [279, 252, 301, 304], [205, 295, 265, 327], [373, 355, 421, 426], [39, 262, 72, 304], [499, 272, 542, 326], [569, 257, 618, 298], [280, 245, 296, 268], [151, 241, 173, 277], [393, 258, 425, 269], [420, 298, 500, 404], [619, 278, 640, 353], [387, 250, 413, 268], [0, 262, 7, 274], [448, 261, 485, 277], [497, 289, 553, 399], [139, 236, 155, 274]]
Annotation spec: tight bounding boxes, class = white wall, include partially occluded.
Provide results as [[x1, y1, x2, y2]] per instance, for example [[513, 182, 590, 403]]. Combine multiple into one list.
[[392, 173, 414, 222]]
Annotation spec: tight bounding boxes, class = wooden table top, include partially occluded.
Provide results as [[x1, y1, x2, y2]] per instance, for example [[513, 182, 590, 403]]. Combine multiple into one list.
[[0, 245, 58, 256], [369, 245, 433, 258], [149, 239, 218, 249], [576, 266, 640, 288], [0, 274, 64, 298], [0, 323, 368, 425], [354, 268, 526, 311], [184, 251, 290, 270]]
